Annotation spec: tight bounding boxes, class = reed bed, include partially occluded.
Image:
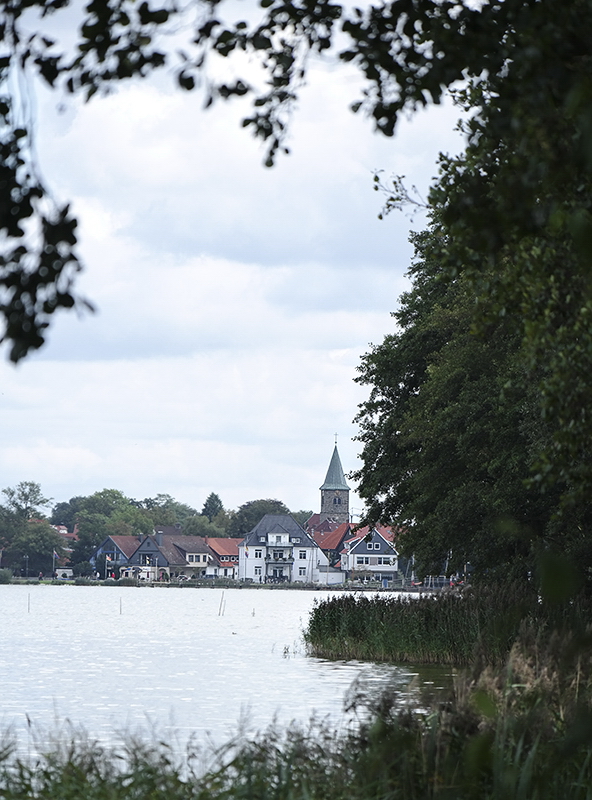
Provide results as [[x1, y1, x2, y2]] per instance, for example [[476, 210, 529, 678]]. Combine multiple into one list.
[[303, 584, 592, 666]]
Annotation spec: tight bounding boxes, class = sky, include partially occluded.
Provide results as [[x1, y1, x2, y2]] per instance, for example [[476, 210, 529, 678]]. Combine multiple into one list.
[[0, 14, 465, 519]]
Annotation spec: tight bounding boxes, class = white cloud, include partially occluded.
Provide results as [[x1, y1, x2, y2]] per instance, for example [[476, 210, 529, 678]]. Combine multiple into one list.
[[1, 52, 466, 514]]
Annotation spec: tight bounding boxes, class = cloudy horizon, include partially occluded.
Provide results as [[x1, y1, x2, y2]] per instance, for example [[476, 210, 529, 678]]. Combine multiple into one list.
[[0, 51, 464, 517]]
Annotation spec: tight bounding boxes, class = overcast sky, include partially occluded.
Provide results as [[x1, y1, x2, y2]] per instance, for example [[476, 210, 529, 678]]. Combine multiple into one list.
[[0, 28, 465, 518]]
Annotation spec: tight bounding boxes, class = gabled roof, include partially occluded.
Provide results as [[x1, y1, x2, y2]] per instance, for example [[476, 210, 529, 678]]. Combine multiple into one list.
[[305, 514, 340, 534], [93, 535, 141, 559], [313, 522, 354, 551], [206, 537, 242, 557], [108, 535, 142, 558], [320, 446, 350, 491], [341, 525, 398, 555], [242, 514, 317, 548], [131, 534, 211, 567]]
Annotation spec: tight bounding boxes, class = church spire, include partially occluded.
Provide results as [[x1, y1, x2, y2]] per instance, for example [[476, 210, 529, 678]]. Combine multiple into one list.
[[319, 443, 350, 523], [320, 445, 350, 491]]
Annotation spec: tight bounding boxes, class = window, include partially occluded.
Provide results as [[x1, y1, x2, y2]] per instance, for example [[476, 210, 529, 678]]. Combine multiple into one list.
[[273, 550, 283, 560], [299, 567, 306, 576], [333, 497, 341, 505], [254, 566, 262, 576], [356, 556, 370, 565], [255, 549, 262, 558], [188, 554, 195, 562], [292, 537, 301, 543], [374, 543, 381, 550], [367, 542, 374, 550], [299, 550, 307, 560], [259, 537, 265, 542]]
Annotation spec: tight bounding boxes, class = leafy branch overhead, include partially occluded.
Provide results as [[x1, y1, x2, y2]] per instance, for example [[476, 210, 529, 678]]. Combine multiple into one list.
[[1, 0, 587, 363]]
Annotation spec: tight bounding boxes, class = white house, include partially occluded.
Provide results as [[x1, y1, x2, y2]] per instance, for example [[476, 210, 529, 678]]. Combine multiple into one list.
[[238, 514, 341, 584], [340, 525, 399, 585]]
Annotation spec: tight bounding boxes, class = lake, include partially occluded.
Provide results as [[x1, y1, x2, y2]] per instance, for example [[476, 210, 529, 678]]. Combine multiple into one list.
[[0, 584, 452, 754]]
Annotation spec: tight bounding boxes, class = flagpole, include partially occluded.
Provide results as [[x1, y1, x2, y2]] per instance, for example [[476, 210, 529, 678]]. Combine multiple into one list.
[[52, 550, 56, 577]]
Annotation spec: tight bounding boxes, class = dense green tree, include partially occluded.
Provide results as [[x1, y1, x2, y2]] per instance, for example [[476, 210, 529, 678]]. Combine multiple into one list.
[[290, 510, 314, 527], [4, 519, 64, 574], [201, 493, 224, 523], [183, 514, 226, 538], [132, 495, 198, 526], [227, 499, 290, 538], [51, 496, 85, 530], [69, 511, 110, 564], [2, 481, 52, 520], [354, 223, 566, 577]]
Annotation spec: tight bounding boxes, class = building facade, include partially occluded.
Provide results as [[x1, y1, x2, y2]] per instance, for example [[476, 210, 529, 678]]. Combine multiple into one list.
[[238, 514, 336, 583]]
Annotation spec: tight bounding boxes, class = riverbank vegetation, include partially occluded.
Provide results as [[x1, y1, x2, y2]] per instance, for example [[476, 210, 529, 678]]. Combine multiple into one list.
[[304, 584, 592, 666], [2, 624, 592, 800]]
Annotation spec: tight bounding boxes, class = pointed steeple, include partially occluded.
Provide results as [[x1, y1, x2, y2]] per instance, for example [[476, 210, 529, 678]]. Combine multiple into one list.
[[319, 444, 350, 523], [320, 445, 350, 491]]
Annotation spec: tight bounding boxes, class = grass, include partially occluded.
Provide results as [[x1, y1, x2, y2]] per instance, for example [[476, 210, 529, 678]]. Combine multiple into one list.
[[303, 583, 592, 666]]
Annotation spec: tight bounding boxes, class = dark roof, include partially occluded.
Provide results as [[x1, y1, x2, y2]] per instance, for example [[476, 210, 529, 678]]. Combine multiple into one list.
[[243, 514, 317, 548], [320, 446, 350, 491]]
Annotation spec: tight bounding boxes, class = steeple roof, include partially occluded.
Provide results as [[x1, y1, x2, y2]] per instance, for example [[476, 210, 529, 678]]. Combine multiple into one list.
[[320, 445, 350, 491]]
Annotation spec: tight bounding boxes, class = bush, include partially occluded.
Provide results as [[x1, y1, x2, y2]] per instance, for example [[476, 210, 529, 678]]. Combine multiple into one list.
[[0, 568, 12, 584]]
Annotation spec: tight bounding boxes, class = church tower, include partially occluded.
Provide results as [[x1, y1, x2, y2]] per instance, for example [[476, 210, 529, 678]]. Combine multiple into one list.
[[319, 445, 350, 524]]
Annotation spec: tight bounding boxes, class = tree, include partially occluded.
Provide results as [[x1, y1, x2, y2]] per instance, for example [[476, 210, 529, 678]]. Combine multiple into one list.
[[4, 519, 64, 574], [353, 220, 589, 578], [227, 499, 290, 538], [201, 493, 224, 522], [51, 496, 86, 531], [183, 514, 226, 538], [2, 481, 52, 520]]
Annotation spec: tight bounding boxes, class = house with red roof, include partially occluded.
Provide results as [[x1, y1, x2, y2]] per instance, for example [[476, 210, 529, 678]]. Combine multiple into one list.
[[205, 537, 242, 578], [313, 521, 355, 567]]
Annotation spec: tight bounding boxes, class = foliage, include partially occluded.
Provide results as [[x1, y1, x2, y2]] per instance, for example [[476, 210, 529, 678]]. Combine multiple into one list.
[[183, 514, 226, 538], [0, 0, 587, 387], [72, 560, 93, 577], [3, 519, 64, 573], [227, 498, 290, 538], [2, 481, 52, 520], [50, 496, 86, 529], [305, 583, 592, 668], [201, 493, 224, 522], [353, 223, 574, 577], [290, 509, 314, 527], [0, 567, 12, 583]]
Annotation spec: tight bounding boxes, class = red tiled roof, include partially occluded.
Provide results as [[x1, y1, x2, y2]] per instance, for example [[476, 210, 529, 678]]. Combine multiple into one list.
[[108, 535, 142, 558], [206, 537, 243, 557], [313, 521, 353, 551]]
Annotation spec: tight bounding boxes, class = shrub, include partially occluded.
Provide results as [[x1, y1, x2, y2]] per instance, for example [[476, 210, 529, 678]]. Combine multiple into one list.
[[0, 568, 12, 584]]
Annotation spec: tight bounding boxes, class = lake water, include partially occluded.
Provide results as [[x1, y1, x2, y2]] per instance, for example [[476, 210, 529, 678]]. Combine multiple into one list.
[[0, 585, 452, 754]]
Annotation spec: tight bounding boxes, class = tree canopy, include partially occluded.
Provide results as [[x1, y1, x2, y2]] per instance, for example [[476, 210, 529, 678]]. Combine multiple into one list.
[[227, 498, 290, 537], [353, 221, 582, 578]]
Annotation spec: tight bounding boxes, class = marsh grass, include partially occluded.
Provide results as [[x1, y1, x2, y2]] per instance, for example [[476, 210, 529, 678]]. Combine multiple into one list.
[[304, 584, 592, 666]]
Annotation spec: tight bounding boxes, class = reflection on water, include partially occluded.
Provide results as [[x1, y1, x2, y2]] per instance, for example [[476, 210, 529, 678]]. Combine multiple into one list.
[[0, 585, 452, 753]]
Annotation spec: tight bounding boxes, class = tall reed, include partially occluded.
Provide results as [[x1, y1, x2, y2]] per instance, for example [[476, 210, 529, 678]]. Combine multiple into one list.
[[303, 583, 580, 666]]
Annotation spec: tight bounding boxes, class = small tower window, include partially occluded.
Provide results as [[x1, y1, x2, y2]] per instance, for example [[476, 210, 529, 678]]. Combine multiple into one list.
[[333, 497, 341, 505]]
